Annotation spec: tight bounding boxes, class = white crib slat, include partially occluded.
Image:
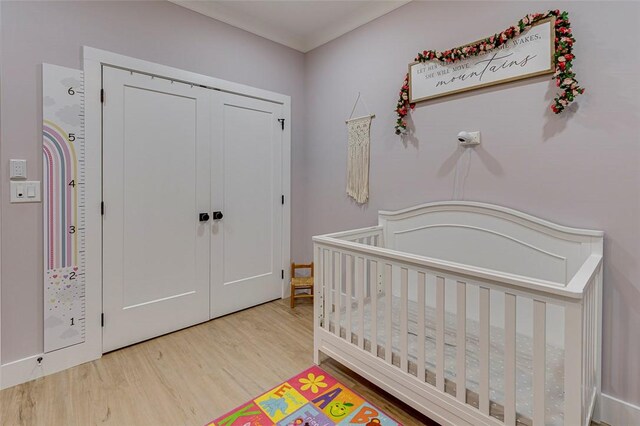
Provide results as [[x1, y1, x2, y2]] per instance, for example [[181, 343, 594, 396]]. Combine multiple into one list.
[[592, 283, 596, 389], [345, 255, 353, 343], [586, 284, 591, 399], [479, 286, 490, 415], [456, 281, 466, 403], [592, 282, 596, 392], [533, 300, 546, 426], [400, 268, 409, 372], [584, 286, 589, 408], [592, 282, 596, 393], [582, 287, 589, 407], [564, 302, 583, 426], [384, 263, 392, 364], [370, 260, 378, 356], [356, 256, 365, 349], [323, 249, 330, 330], [595, 275, 601, 397], [316, 247, 323, 328], [417, 272, 426, 382], [334, 252, 342, 338], [596, 267, 603, 412], [586, 281, 595, 404], [587, 282, 596, 393], [592, 280, 597, 392], [436, 276, 445, 392], [504, 293, 517, 426]]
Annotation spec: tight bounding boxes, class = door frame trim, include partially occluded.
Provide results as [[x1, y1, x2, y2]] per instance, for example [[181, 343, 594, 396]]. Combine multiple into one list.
[[85, 47, 291, 353]]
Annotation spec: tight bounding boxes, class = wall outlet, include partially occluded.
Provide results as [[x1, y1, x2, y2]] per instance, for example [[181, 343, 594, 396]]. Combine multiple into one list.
[[11, 181, 41, 203], [10, 159, 27, 180]]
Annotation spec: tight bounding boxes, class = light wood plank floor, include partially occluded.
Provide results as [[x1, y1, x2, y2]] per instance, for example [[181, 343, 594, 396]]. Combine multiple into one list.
[[0, 299, 436, 425]]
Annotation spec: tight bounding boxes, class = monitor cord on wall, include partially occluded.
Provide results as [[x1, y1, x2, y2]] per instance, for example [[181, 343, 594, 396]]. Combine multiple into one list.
[[452, 147, 473, 200]]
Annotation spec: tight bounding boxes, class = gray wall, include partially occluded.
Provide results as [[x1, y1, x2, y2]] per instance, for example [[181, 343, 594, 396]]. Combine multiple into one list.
[[300, 1, 640, 405], [0, 0, 305, 363]]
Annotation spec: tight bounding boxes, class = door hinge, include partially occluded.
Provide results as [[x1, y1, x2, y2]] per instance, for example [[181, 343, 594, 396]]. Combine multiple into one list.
[[100, 89, 104, 103], [277, 118, 285, 130], [101, 313, 105, 327], [281, 195, 285, 205], [101, 202, 105, 215], [281, 269, 284, 280]]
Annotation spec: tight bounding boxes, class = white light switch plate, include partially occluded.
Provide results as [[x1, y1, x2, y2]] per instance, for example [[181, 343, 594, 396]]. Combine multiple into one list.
[[11, 181, 41, 203]]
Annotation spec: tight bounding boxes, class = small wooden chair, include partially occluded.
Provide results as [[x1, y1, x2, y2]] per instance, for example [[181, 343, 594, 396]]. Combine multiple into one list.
[[290, 262, 314, 308]]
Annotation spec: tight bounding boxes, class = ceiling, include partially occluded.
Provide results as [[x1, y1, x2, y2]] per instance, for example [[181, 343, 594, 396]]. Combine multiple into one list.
[[169, 0, 412, 52]]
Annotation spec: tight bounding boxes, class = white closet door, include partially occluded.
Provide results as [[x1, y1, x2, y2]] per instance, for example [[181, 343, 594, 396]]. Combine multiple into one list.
[[102, 67, 211, 352], [210, 92, 283, 318]]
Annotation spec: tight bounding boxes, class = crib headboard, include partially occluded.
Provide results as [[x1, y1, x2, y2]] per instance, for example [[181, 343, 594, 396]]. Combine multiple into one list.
[[378, 201, 603, 285]]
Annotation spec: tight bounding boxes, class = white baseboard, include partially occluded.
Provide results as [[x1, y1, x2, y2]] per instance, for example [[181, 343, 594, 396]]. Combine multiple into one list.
[[1, 343, 100, 390], [600, 393, 640, 426]]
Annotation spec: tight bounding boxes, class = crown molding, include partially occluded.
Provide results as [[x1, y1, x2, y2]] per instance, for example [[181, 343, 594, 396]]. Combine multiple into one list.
[[169, 1, 412, 53]]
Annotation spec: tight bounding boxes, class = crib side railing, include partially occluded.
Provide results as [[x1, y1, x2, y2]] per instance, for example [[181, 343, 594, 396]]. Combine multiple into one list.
[[313, 236, 602, 426], [318, 225, 384, 247]]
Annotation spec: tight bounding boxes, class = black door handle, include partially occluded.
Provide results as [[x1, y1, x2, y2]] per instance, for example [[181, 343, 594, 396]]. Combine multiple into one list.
[[213, 211, 224, 220], [199, 212, 210, 222]]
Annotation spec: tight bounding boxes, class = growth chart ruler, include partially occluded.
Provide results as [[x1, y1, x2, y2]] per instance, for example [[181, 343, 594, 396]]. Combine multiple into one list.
[[43, 63, 86, 353]]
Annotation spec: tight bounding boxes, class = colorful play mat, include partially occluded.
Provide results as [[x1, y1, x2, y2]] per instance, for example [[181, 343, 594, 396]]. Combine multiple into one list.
[[208, 366, 402, 426]]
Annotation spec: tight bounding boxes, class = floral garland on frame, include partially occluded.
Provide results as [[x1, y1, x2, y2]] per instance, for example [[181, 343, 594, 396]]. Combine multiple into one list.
[[395, 10, 584, 135]]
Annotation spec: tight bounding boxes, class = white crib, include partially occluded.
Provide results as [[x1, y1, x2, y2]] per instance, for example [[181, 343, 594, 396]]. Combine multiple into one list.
[[312, 202, 602, 426]]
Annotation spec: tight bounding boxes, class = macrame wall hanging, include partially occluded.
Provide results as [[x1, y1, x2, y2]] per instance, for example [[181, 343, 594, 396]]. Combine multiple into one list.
[[346, 92, 375, 204]]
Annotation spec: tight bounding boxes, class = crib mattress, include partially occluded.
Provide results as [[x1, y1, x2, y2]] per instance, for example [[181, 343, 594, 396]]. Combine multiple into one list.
[[327, 294, 564, 426]]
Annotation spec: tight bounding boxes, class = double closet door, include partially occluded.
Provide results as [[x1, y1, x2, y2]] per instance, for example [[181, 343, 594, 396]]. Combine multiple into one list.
[[102, 67, 283, 352]]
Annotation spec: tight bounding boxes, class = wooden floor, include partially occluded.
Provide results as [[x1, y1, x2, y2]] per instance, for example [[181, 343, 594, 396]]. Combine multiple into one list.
[[0, 299, 437, 425]]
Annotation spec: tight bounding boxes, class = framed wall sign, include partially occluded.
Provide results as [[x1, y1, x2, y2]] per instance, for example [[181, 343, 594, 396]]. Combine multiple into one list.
[[408, 17, 555, 103]]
